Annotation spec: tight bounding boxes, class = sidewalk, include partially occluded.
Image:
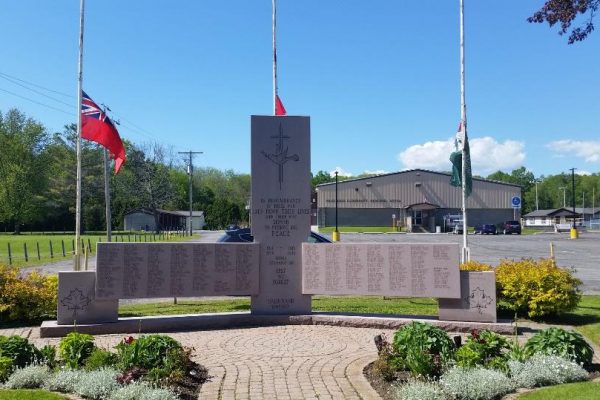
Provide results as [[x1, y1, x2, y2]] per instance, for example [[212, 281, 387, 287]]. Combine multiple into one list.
[[0, 324, 384, 400]]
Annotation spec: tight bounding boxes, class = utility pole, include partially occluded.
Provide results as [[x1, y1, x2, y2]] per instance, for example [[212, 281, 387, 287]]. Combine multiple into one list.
[[559, 186, 566, 208], [569, 167, 577, 238], [178, 151, 203, 236], [535, 180, 539, 211]]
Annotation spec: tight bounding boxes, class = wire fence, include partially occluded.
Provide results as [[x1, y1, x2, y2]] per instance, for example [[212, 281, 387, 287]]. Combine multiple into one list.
[[0, 230, 190, 266]]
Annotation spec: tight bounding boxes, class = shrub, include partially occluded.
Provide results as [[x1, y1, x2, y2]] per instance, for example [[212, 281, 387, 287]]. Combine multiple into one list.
[[0, 264, 58, 321], [85, 348, 119, 371], [395, 379, 447, 400], [495, 258, 581, 318], [109, 382, 180, 400], [455, 330, 510, 370], [440, 366, 515, 400], [4, 365, 52, 389], [524, 327, 594, 365], [460, 261, 493, 271], [0, 335, 42, 368], [392, 322, 454, 377], [508, 354, 588, 388], [73, 367, 120, 400], [39, 345, 57, 369], [44, 369, 84, 393], [0, 356, 13, 382], [115, 335, 183, 371], [59, 331, 96, 369]]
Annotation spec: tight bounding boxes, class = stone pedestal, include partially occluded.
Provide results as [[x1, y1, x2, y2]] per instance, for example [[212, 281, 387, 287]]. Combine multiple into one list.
[[439, 271, 497, 323], [250, 116, 312, 314], [57, 271, 118, 325]]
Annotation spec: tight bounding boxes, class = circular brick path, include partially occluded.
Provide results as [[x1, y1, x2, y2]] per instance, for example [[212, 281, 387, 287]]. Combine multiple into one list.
[[3, 325, 389, 400]]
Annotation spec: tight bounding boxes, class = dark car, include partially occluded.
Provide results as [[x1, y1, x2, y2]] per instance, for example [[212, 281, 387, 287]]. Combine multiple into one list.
[[218, 228, 331, 243], [474, 224, 497, 235], [502, 220, 522, 235]]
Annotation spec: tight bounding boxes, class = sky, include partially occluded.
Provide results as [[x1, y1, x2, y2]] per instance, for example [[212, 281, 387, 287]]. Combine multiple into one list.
[[1, 1, 599, 178]]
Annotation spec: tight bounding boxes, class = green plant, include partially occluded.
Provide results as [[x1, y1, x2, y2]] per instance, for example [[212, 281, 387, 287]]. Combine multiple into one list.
[[440, 366, 515, 400], [44, 369, 84, 393], [109, 382, 179, 400], [396, 379, 447, 400], [455, 330, 510, 370], [4, 365, 52, 389], [0, 356, 13, 382], [392, 322, 454, 377], [0, 265, 57, 321], [84, 348, 118, 371], [39, 345, 57, 369], [524, 327, 593, 365], [73, 368, 120, 400], [0, 335, 42, 368], [496, 258, 581, 318], [115, 335, 183, 372], [59, 332, 95, 369], [508, 355, 588, 388], [460, 260, 493, 271]]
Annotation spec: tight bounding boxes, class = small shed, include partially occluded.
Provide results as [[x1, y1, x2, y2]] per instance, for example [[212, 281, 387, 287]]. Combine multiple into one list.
[[523, 208, 580, 227], [123, 208, 205, 232]]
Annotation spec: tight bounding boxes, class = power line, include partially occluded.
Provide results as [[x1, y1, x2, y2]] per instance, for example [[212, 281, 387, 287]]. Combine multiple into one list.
[[0, 71, 72, 98], [0, 73, 73, 108], [0, 86, 73, 116]]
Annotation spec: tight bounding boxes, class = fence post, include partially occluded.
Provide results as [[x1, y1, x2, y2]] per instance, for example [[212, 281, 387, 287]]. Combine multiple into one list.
[[71, 239, 75, 255], [36, 242, 41, 260], [128, 234, 131, 242], [50, 240, 54, 258], [87, 238, 92, 253], [81, 239, 85, 254], [24, 243, 28, 262], [7, 243, 12, 265], [61, 240, 66, 257]]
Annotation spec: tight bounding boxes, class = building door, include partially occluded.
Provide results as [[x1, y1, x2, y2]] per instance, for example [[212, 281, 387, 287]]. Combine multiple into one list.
[[413, 210, 423, 225]]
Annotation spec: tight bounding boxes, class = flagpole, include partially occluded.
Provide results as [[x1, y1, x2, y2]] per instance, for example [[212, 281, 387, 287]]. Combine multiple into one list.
[[103, 148, 112, 242], [75, 0, 85, 271], [459, 0, 469, 262], [272, 0, 278, 115]]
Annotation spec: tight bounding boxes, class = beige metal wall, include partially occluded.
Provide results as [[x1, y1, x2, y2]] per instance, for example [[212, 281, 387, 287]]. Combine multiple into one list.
[[316, 170, 520, 210]]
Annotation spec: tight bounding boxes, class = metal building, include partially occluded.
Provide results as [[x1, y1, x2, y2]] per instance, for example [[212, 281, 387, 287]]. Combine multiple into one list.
[[124, 208, 205, 232], [316, 169, 521, 232]]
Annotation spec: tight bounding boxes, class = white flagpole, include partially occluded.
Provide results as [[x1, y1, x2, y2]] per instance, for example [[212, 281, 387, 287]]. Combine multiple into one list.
[[272, 0, 278, 115], [459, 0, 469, 262], [75, 0, 85, 271]]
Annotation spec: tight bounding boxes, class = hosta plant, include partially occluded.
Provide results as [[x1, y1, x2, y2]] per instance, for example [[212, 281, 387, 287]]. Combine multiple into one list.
[[524, 327, 593, 365]]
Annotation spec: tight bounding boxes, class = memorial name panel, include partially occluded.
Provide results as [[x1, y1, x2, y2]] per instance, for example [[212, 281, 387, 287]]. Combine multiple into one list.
[[302, 243, 460, 298], [96, 243, 259, 300]]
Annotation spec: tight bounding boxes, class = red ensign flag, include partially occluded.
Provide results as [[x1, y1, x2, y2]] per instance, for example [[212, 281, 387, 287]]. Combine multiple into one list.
[[275, 94, 287, 116], [81, 91, 126, 173]]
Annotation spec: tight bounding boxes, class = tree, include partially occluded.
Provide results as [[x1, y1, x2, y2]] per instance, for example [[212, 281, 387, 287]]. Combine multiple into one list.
[[487, 167, 537, 213], [529, 0, 599, 43], [0, 109, 49, 233], [311, 170, 335, 189]]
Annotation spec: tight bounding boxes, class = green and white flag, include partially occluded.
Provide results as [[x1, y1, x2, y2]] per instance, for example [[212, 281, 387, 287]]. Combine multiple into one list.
[[450, 121, 472, 196]]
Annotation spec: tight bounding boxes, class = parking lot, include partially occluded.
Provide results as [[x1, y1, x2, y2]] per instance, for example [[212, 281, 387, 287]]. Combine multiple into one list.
[[325, 231, 600, 294]]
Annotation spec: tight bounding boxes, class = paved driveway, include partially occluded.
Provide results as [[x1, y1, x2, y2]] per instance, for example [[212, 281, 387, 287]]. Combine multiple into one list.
[[324, 231, 600, 294]]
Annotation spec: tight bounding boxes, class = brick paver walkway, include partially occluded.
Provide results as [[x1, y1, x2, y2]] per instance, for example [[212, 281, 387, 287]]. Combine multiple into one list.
[[1, 325, 389, 400]]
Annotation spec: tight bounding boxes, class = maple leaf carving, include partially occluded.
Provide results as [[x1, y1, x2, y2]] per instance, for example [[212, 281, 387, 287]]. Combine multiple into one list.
[[463, 287, 494, 314], [61, 288, 91, 319]]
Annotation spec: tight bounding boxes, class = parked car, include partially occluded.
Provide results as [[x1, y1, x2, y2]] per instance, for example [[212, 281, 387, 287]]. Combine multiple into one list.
[[452, 223, 464, 234], [502, 220, 522, 235], [474, 224, 497, 235], [218, 228, 331, 243]]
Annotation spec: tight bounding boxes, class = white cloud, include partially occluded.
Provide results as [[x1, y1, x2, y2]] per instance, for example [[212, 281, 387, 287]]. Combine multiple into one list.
[[363, 169, 388, 175], [329, 166, 353, 177], [397, 136, 526, 176], [546, 140, 600, 163], [576, 170, 592, 176]]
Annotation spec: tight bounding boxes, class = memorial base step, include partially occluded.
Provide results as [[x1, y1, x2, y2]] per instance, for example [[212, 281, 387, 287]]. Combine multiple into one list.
[[40, 312, 514, 337]]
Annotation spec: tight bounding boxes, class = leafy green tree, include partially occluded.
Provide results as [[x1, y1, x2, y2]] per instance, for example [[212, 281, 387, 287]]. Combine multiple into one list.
[[529, 0, 599, 43], [311, 170, 335, 189], [0, 109, 49, 233]]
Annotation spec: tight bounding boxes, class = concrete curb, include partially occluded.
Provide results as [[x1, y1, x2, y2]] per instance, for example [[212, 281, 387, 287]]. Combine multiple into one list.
[[40, 312, 515, 337]]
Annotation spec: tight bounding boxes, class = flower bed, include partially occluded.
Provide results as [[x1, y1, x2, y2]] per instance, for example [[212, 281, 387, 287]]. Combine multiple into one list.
[[0, 333, 208, 400], [366, 322, 597, 400]]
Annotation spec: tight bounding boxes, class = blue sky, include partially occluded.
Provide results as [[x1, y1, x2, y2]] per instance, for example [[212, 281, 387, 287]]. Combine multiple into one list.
[[1, 1, 599, 177]]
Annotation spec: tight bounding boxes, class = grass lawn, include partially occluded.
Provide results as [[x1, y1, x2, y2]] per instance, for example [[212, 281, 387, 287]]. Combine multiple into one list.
[[0, 389, 67, 399], [517, 381, 600, 399], [0, 232, 198, 268], [120, 295, 600, 347]]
